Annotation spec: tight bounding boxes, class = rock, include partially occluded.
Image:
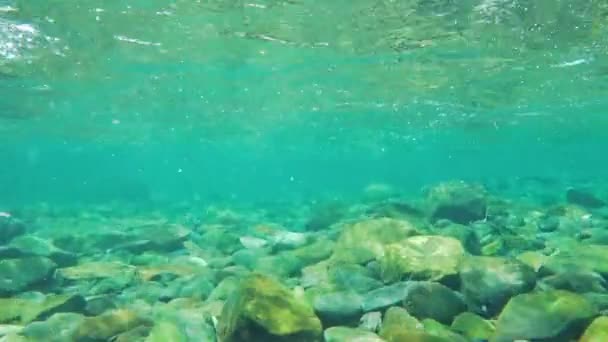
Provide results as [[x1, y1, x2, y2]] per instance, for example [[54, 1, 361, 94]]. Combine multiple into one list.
[[217, 273, 322, 342], [20, 313, 85, 342], [0, 325, 23, 338], [379, 306, 423, 341], [566, 188, 605, 209], [0, 247, 22, 259], [544, 243, 608, 277], [516, 251, 547, 272], [8, 236, 77, 267], [434, 224, 481, 255], [0, 294, 85, 325], [207, 276, 239, 301], [239, 236, 267, 249], [580, 316, 608, 342], [313, 292, 363, 326], [492, 290, 598, 341], [359, 312, 382, 332], [361, 282, 410, 313], [459, 256, 536, 315], [253, 253, 303, 278], [114, 325, 151, 342], [331, 218, 418, 265], [56, 261, 137, 281], [427, 181, 488, 224], [232, 248, 268, 269], [0, 257, 56, 295], [145, 321, 188, 342], [538, 270, 607, 293], [290, 239, 334, 266], [323, 327, 385, 342], [72, 309, 149, 341], [402, 282, 466, 325], [0, 217, 26, 245], [270, 231, 308, 251], [329, 264, 383, 294], [537, 215, 560, 232], [378, 236, 465, 284], [84, 295, 118, 316], [421, 319, 467, 342], [301, 261, 330, 289], [450, 312, 495, 341]]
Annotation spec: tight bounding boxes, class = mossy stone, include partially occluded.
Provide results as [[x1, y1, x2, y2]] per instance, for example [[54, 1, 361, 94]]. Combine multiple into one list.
[[218, 273, 322, 342], [451, 312, 495, 341], [378, 236, 465, 283], [331, 218, 418, 265], [379, 307, 423, 341], [492, 290, 598, 341], [580, 316, 608, 342], [324, 326, 385, 342]]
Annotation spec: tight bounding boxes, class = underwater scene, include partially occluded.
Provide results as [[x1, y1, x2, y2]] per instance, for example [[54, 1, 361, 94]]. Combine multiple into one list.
[[2, 0, 608, 341]]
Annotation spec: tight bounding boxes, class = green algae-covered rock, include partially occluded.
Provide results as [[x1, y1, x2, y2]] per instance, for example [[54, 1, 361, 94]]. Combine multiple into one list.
[[459, 256, 536, 315], [291, 239, 334, 265], [8, 236, 77, 267], [450, 312, 495, 341], [378, 236, 465, 283], [379, 306, 423, 341], [0, 294, 85, 325], [0, 257, 57, 295], [72, 309, 149, 341], [324, 327, 385, 342], [403, 282, 466, 325], [544, 243, 608, 276], [20, 313, 85, 342], [253, 253, 304, 278], [145, 321, 188, 342], [492, 290, 598, 342], [331, 218, 419, 264], [218, 273, 322, 342], [427, 181, 487, 224], [56, 261, 136, 281], [580, 316, 608, 342], [421, 319, 467, 342]]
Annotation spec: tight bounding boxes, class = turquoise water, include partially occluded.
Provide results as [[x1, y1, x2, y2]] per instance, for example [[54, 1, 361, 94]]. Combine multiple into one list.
[[2, 0, 607, 206], [2, 1, 608, 341]]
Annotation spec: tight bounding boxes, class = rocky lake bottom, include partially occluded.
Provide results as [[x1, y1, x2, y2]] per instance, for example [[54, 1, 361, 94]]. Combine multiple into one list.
[[1, 180, 608, 342]]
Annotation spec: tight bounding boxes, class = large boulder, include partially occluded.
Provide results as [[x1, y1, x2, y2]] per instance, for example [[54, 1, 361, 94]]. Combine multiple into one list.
[[427, 181, 488, 224], [459, 256, 536, 316], [492, 290, 598, 341], [218, 274, 322, 342]]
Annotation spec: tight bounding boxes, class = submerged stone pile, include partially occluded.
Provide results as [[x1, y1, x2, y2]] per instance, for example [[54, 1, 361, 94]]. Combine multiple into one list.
[[1, 181, 607, 341]]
